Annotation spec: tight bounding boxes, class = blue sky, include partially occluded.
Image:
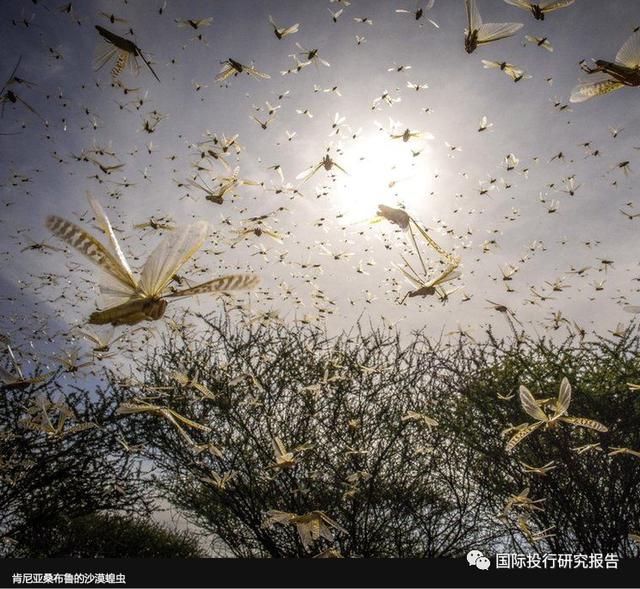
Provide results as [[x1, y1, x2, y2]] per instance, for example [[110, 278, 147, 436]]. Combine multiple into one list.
[[1, 0, 640, 370]]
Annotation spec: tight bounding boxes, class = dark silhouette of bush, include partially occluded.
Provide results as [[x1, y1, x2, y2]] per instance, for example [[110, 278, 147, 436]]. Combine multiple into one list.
[[5, 312, 639, 559], [0, 372, 154, 557], [444, 328, 640, 557], [109, 311, 640, 558], [12, 512, 204, 558]]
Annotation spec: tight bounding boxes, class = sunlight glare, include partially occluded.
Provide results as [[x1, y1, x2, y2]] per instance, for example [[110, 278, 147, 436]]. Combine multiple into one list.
[[333, 131, 434, 222]]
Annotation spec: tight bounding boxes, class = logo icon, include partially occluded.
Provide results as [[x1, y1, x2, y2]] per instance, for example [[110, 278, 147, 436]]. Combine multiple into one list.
[[467, 550, 491, 570]]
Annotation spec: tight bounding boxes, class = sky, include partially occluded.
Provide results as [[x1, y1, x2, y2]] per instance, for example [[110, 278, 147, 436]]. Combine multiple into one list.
[[1, 0, 640, 371]]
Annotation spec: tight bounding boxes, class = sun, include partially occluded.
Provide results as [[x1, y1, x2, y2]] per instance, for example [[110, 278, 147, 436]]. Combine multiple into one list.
[[331, 131, 435, 222]]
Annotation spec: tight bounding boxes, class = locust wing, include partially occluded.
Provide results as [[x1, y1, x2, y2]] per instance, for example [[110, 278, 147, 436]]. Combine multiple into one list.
[[296, 163, 322, 182], [552, 377, 571, 420], [519, 385, 548, 422], [215, 63, 236, 82], [560, 416, 608, 432], [477, 22, 523, 44], [540, 0, 575, 12], [570, 73, 624, 103], [87, 192, 136, 286], [139, 221, 209, 297], [165, 274, 260, 298], [506, 421, 543, 453], [465, 0, 482, 31], [245, 65, 271, 80], [45, 215, 139, 302], [615, 30, 640, 68], [93, 43, 118, 73], [504, 0, 532, 9], [431, 265, 461, 287]]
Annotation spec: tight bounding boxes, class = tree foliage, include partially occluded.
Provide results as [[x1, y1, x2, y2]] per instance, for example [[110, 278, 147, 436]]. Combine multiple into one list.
[[15, 512, 204, 558], [0, 369, 155, 557], [109, 311, 640, 558]]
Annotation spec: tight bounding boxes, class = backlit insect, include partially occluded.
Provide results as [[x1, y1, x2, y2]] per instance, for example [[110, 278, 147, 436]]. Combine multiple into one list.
[[78, 326, 143, 354], [571, 30, 640, 102], [390, 127, 433, 142], [116, 399, 210, 446], [262, 510, 347, 550], [296, 154, 347, 183], [464, 0, 523, 54], [94, 25, 160, 83], [0, 56, 46, 123], [46, 193, 259, 326], [397, 261, 461, 304], [524, 35, 553, 52], [171, 370, 217, 400], [506, 378, 608, 453], [396, 0, 439, 28], [215, 58, 270, 82], [1, 344, 52, 389], [482, 60, 531, 82], [504, 0, 575, 20], [295, 43, 331, 68], [268, 15, 299, 39]]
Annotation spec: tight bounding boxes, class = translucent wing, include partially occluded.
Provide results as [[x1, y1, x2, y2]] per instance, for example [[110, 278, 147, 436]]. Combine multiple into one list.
[[6, 345, 23, 379], [78, 327, 110, 347], [45, 215, 139, 295], [93, 43, 118, 72], [98, 272, 142, 308], [432, 266, 461, 286], [273, 436, 287, 458], [264, 510, 295, 527], [503, 0, 532, 8], [165, 273, 260, 298], [281, 24, 300, 36], [519, 385, 548, 422], [465, 0, 482, 30], [139, 221, 209, 297], [332, 161, 348, 175], [560, 416, 608, 432], [504, 64, 525, 79], [396, 260, 424, 288], [477, 22, 523, 43], [296, 163, 321, 181], [245, 66, 271, 79], [506, 422, 543, 453], [165, 408, 211, 431], [86, 193, 136, 286], [295, 521, 315, 548], [215, 64, 235, 82], [570, 74, 624, 103], [623, 305, 640, 314], [110, 51, 130, 82], [540, 0, 575, 12], [482, 60, 501, 69], [193, 382, 216, 400], [616, 30, 640, 68], [552, 377, 571, 419], [411, 220, 459, 265], [318, 512, 347, 535], [60, 422, 96, 437]]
